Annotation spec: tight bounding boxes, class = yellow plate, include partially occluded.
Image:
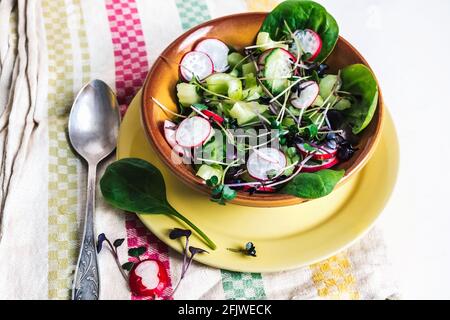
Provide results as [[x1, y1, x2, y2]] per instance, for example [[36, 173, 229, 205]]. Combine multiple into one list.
[[117, 91, 399, 272]]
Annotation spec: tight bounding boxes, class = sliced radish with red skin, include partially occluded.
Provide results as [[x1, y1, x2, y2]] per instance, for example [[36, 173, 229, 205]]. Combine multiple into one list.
[[247, 147, 287, 181], [179, 51, 213, 81], [293, 29, 322, 61], [301, 157, 339, 173], [278, 48, 297, 62], [243, 185, 276, 193], [194, 38, 229, 72], [164, 120, 177, 147], [172, 144, 188, 157], [129, 259, 169, 298], [202, 110, 224, 124], [175, 116, 212, 148], [296, 141, 337, 161], [291, 81, 319, 109]]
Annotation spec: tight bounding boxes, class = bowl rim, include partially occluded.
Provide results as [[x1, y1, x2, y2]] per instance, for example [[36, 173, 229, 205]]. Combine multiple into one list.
[[141, 12, 384, 207]]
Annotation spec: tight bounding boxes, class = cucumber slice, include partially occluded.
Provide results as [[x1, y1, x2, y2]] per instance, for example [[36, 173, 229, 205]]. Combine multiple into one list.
[[242, 62, 257, 76], [229, 68, 240, 77], [319, 75, 340, 105], [244, 73, 257, 89], [202, 137, 224, 163], [243, 86, 263, 101], [256, 32, 289, 51], [264, 48, 293, 95], [228, 52, 244, 69], [334, 98, 352, 110], [176, 83, 201, 107], [312, 95, 324, 107], [229, 101, 268, 125], [196, 164, 223, 181], [205, 73, 242, 101], [319, 75, 340, 97]]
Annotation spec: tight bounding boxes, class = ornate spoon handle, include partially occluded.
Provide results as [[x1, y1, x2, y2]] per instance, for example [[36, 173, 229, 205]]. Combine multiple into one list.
[[72, 163, 100, 300]]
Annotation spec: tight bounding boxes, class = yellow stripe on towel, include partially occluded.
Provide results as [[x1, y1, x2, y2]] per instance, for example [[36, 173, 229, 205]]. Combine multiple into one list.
[[245, 0, 281, 12], [310, 253, 360, 299]]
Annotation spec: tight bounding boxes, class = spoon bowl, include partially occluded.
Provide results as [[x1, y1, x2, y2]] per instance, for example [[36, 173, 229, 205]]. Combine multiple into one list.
[[69, 79, 120, 165]]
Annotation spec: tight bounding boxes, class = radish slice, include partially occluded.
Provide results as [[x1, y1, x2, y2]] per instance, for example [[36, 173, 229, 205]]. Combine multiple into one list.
[[179, 51, 213, 81], [175, 116, 212, 148], [202, 109, 224, 124], [302, 157, 339, 173], [164, 120, 177, 147], [293, 29, 322, 61], [297, 142, 337, 161], [172, 144, 188, 157], [129, 259, 169, 297], [195, 38, 229, 72], [258, 49, 274, 65], [247, 147, 287, 181], [291, 81, 319, 109]]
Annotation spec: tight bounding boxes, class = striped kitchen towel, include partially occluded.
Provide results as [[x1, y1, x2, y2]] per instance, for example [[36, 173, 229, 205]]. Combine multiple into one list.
[[0, 0, 398, 300]]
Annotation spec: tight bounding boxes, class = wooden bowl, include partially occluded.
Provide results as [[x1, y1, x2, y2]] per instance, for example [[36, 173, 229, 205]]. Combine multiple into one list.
[[141, 13, 384, 207]]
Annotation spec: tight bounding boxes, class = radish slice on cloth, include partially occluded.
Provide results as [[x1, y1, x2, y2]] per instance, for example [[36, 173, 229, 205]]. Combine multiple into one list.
[[297, 142, 337, 161], [164, 120, 177, 147], [195, 38, 229, 72], [291, 81, 319, 109], [175, 116, 212, 148], [247, 147, 287, 181], [302, 156, 339, 173], [179, 51, 214, 81], [293, 29, 322, 61], [129, 259, 169, 298]]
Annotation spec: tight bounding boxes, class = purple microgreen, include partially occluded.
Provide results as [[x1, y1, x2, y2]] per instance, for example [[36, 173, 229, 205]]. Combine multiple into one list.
[[96, 233, 107, 253], [169, 228, 192, 240], [169, 228, 191, 276], [182, 246, 209, 277], [169, 229, 208, 297], [188, 246, 208, 256], [121, 262, 134, 271], [96, 233, 130, 287], [113, 238, 125, 248], [128, 246, 146, 259]]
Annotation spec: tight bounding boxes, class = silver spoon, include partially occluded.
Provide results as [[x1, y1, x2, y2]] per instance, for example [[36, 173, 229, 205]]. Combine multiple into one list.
[[68, 79, 120, 300]]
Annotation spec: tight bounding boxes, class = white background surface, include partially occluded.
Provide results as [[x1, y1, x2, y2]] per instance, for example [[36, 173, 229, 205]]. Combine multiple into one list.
[[318, 0, 450, 299]]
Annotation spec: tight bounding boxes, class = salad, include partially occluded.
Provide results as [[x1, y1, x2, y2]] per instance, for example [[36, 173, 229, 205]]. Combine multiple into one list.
[[154, 0, 379, 204]]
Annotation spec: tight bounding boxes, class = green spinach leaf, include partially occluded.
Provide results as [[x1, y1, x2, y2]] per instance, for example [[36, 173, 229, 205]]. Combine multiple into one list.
[[260, 0, 339, 63], [100, 158, 217, 249], [341, 64, 379, 134], [282, 169, 344, 199]]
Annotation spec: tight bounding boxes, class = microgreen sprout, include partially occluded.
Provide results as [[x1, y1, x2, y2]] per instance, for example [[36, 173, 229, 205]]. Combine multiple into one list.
[[227, 242, 257, 257], [169, 228, 208, 295], [151, 97, 187, 119]]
